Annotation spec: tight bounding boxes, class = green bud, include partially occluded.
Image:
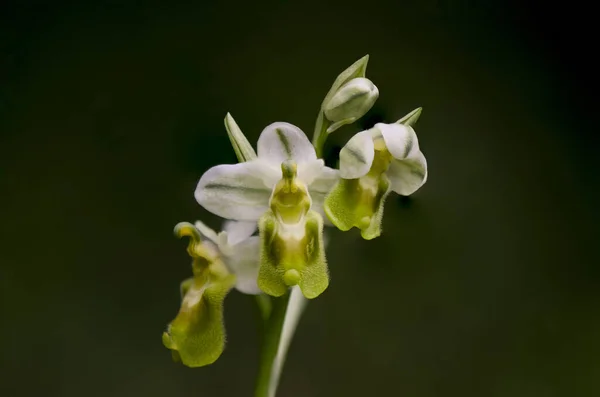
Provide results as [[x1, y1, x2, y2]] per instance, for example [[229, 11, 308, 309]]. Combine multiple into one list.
[[312, 55, 371, 154], [321, 55, 370, 108], [324, 145, 393, 240], [163, 222, 236, 367], [323, 77, 379, 132]]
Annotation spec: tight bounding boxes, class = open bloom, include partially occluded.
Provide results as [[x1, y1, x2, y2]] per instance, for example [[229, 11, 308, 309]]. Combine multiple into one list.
[[324, 122, 427, 239], [195, 122, 337, 221], [162, 221, 260, 368], [195, 122, 338, 299]]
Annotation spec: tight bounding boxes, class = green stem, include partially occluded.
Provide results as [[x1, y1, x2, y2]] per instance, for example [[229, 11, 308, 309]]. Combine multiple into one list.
[[254, 288, 308, 397], [255, 294, 272, 321], [312, 111, 331, 158], [254, 292, 290, 397]]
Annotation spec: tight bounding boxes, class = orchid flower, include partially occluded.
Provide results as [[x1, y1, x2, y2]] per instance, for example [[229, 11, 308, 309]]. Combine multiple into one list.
[[324, 117, 427, 240], [195, 122, 338, 299], [162, 220, 261, 367]]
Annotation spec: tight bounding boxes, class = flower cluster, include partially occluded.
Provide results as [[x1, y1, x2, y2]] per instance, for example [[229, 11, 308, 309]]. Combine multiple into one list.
[[163, 55, 428, 367]]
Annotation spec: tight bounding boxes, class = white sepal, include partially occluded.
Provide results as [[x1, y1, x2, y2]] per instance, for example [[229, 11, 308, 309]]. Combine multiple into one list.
[[387, 152, 428, 196], [195, 161, 275, 221], [339, 129, 375, 179], [257, 122, 317, 165]]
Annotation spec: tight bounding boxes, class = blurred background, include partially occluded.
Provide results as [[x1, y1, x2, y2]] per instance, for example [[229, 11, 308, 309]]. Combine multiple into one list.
[[1, 0, 598, 396]]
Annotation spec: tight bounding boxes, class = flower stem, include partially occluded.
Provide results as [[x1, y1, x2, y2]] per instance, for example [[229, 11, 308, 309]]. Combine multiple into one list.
[[312, 111, 331, 158], [255, 294, 273, 321], [254, 287, 307, 397]]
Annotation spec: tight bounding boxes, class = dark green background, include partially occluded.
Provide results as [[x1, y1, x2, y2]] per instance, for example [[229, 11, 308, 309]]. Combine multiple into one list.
[[1, 1, 598, 396]]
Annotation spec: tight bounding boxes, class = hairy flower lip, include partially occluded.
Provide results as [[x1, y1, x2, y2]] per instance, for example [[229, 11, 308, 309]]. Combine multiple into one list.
[[258, 209, 328, 299]]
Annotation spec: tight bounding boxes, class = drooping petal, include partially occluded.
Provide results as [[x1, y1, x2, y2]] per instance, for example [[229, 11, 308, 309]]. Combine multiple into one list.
[[222, 220, 257, 246], [339, 129, 375, 179], [224, 236, 261, 295], [195, 160, 277, 221], [376, 123, 427, 196], [387, 151, 428, 196], [376, 123, 419, 161], [257, 122, 317, 165]]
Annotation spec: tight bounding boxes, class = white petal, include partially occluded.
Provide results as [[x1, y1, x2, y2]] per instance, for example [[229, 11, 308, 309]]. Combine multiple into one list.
[[298, 159, 325, 185], [387, 151, 428, 196], [222, 220, 258, 246], [377, 123, 420, 160], [194, 221, 219, 244], [224, 236, 261, 295], [339, 129, 375, 179], [257, 122, 316, 165], [246, 159, 281, 187], [216, 232, 231, 256], [307, 166, 339, 222], [195, 161, 275, 221]]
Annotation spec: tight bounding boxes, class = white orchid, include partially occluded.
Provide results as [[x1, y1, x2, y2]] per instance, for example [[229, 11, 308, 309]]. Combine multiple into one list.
[[195, 122, 338, 221], [325, 120, 427, 240], [195, 122, 338, 299]]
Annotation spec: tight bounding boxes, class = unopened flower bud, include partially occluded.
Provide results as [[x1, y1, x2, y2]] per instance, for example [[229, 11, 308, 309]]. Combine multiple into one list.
[[323, 77, 379, 132]]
